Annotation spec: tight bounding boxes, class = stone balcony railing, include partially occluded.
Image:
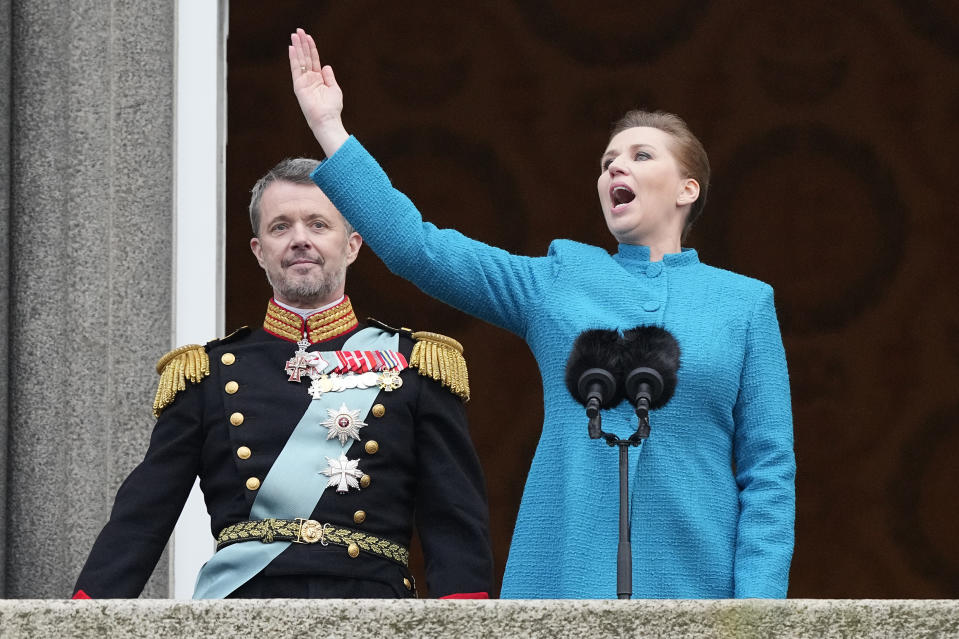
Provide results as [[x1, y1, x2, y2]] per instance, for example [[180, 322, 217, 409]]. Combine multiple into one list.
[[1, 599, 958, 638]]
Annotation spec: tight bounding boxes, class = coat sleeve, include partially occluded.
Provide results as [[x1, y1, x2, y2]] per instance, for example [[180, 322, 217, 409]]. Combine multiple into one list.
[[411, 375, 493, 598], [731, 285, 796, 598], [310, 136, 554, 338], [73, 383, 205, 598]]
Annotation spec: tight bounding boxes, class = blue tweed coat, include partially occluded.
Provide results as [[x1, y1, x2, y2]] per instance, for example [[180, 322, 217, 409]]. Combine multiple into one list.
[[312, 137, 795, 599]]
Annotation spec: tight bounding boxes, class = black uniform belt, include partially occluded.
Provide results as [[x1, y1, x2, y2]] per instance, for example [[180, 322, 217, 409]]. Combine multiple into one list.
[[216, 518, 410, 566]]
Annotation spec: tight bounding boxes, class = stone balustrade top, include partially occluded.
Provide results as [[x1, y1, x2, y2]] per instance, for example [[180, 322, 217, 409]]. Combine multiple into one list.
[[1, 599, 958, 638]]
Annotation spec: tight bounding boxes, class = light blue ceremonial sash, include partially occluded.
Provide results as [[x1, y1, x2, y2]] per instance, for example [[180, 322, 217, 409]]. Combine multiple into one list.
[[192, 327, 397, 599]]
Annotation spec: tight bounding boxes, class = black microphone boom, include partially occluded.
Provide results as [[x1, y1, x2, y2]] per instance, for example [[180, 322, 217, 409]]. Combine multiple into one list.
[[565, 329, 623, 438]]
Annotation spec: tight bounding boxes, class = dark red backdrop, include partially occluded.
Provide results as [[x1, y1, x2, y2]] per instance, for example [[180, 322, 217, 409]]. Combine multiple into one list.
[[226, 0, 959, 597]]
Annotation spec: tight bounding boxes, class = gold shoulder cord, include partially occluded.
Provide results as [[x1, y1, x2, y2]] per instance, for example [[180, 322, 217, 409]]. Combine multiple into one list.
[[409, 331, 470, 401], [153, 344, 210, 417]]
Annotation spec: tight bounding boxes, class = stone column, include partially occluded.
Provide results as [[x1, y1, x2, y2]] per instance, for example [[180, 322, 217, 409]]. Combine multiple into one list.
[[5, 0, 176, 598], [0, 0, 12, 598]]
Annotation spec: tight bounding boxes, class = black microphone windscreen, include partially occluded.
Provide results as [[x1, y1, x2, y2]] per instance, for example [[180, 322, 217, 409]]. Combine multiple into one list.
[[565, 329, 622, 406], [621, 325, 681, 409]]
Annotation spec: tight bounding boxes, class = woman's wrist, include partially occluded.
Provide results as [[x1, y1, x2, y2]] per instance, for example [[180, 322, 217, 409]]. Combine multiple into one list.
[[311, 116, 349, 157]]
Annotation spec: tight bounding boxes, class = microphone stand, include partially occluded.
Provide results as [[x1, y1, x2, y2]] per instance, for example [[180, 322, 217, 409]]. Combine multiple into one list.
[[596, 415, 648, 600], [571, 326, 677, 601], [592, 367, 659, 600]]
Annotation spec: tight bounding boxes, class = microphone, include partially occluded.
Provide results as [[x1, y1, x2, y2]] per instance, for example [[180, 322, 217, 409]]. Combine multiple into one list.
[[620, 326, 681, 437], [565, 329, 624, 438]]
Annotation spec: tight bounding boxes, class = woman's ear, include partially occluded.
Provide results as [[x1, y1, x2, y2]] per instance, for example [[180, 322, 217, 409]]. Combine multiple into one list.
[[677, 178, 700, 207]]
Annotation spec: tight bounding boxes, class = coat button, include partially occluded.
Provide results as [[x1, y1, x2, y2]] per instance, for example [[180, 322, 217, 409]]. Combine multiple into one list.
[[221, 353, 236, 365], [646, 262, 662, 278], [245, 477, 260, 491], [364, 440, 379, 455], [642, 300, 661, 312], [347, 543, 360, 558], [353, 510, 366, 524], [371, 403, 385, 418], [359, 474, 371, 489], [403, 578, 412, 590], [230, 412, 244, 426], [225, 381, 239, 394], [236, 446, 251, 460]]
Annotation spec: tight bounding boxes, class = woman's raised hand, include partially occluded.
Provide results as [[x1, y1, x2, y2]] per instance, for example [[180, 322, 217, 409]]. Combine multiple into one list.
[[289, 28, 349, 155]]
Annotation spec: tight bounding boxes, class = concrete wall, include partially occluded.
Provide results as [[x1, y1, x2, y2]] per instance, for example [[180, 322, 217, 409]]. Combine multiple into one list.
[[3, 0, 176, 597], [2, 599, 959, 638]]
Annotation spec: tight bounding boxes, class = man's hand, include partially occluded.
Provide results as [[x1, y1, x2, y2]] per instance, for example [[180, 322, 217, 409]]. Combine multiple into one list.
[[289, 28, 349, 156]]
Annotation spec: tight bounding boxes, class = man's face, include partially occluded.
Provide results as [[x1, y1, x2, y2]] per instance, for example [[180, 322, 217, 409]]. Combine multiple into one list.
[[250, 180, 362, 308]]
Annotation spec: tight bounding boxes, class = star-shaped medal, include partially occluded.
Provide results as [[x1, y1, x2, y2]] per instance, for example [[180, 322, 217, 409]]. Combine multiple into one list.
[[321, 403, 367, 445], [322, 453, 365, 493]]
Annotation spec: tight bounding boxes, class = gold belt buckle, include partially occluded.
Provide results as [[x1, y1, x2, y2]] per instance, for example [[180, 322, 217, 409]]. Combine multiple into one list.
[[294, 518, 330, 545]]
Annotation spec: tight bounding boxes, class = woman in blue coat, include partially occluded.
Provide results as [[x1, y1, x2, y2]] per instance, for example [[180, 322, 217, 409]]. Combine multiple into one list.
[[287, 28, 795, 599]]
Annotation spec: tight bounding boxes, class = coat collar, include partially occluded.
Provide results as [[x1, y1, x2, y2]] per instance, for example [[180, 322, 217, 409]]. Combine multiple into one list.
[[263, 296, 358, 343]]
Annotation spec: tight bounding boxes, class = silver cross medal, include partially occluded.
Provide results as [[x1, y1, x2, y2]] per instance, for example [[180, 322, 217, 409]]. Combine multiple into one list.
[[284, 336, 312, 382], [322, 453, 365, 493]]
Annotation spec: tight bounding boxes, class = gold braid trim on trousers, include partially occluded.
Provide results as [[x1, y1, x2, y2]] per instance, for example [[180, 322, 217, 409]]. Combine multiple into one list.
[[216, 518, 410, 566]]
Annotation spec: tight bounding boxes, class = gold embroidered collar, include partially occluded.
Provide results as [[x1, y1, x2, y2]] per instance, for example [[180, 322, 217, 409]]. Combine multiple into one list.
[[263, 296, 358, 344]]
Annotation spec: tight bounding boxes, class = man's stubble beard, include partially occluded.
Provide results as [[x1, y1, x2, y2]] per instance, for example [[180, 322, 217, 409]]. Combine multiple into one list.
[[266, 260, 348, 307]]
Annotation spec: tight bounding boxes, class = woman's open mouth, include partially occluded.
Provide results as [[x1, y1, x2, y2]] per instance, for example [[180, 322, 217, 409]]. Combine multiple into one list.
[[610, 185, 635, 213]]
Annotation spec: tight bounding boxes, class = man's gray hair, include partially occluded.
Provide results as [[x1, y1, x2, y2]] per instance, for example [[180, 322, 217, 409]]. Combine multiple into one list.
[[249, 157, 353, 236]]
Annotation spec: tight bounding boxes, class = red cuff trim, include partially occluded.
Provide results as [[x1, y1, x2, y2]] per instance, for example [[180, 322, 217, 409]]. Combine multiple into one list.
[[440, 592, 489, 599], [72, 589, 91, 599]]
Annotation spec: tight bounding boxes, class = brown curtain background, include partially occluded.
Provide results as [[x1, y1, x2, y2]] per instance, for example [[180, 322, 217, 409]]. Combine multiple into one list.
[[225, 0, 959, 598]]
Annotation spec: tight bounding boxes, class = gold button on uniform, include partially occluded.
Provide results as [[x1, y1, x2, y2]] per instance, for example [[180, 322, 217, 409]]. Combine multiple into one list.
[[221, 353, 236, 365], [371, 403, 385, 418], [403, 578, 412, 590], [347, 543, 360, 558], [364, 440, 379, 455], [353, 510, 366, 524], [359, 475, 371, 489], [236, 446, 251, 460], [225, 381, 239, 394], [230, 412, 244, 426], [245, 477, 260, 491]]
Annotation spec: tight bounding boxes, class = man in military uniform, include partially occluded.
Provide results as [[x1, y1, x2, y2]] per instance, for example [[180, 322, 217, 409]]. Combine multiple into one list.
[[73, 158, 493, 599]]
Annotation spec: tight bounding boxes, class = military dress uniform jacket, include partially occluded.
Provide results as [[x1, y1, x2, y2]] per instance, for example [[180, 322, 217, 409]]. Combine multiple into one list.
[[74, 297, 493, 598]]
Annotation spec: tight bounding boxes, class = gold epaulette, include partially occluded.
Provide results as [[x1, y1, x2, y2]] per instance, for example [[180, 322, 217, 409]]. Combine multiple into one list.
[[410, 331, 470, 402], [152, 344, 210, 417]]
